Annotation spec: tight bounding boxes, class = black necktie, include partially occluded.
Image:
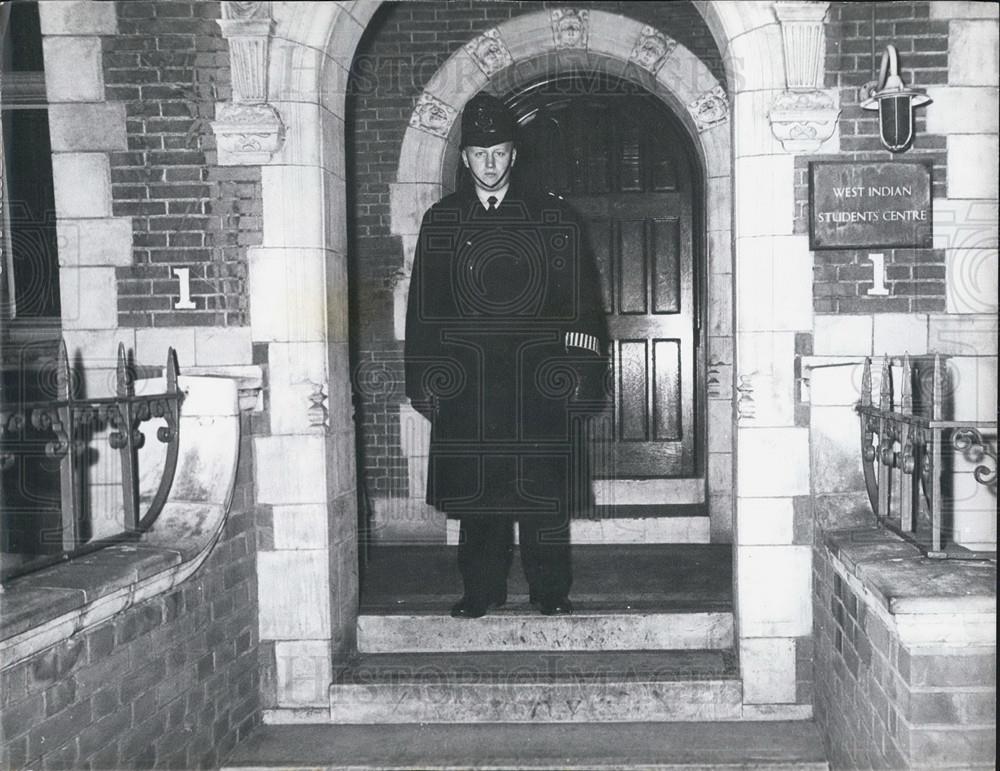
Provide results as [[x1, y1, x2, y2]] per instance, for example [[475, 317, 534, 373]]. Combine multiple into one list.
[[487, 196, 498, 211]]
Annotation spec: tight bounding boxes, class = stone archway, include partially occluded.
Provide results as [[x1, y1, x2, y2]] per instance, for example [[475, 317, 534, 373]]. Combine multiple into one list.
[[245, 0, 819, 723], [384, 11, 733, 544]]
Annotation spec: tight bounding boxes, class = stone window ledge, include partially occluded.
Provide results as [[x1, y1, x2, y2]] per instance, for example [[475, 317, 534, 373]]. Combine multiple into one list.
[[0, 373, 252, 669], [822, 528, 997, 646]]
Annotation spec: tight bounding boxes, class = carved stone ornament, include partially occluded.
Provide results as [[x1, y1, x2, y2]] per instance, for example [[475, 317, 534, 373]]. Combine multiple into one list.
[[629, 25, 677, 75], [306, 381, 329, 433], [211, 102, 285, 166], [773, 1, 830, 90], [409, 92, 458, 139], [551, 9, 589, 50], [221, 1, 268, 20], [736, 372, 757, 421], [768, 88, 841, 153], [687, 85, 729, 132], [464, 28, 513, 77], [217, 2, 274, 103]]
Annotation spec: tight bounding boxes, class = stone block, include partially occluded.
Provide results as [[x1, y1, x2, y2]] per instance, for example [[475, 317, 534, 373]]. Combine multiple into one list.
[[48, 103, 126, 153], [872, 313, 928, 356], [810, 405, 866, 495], [248, 247, 328, 343], [52, 153, 112, 218], [257, 551, 331, 640], [734, 155, 795, 237], [737, 427, 810, 496], [389, 183, 443, 236], [932, 198, 998, 252], [709, 494, 733, 543], [56, 217, 132, 268], [396, 128, 450, 185], [38, 1, 117, 34], [135, 327, 196, 370], [708, 273, 733, 336], [42, 37, 103, 102], [931, 1, 999, 18], [946, 248, 999, 314], [709, 230, 733, 275], [742, 637, 797, 704], [423, 47, 488, 106], [737, 545, 812, 637], [274, 640, 331, 707], [192, 327, 253, 367], [61, 329, 137, 367], [814, 314, 872, 356], [948, 135, 1000, 199], [947, 354, 998, 422], [708, 452, 732, 492], [928, 313, 998, 356], [925, 86, 999, 134], [733, 90, 785, 157], [707, 176, 732, 233], [725, 23, 784, 92], [806, 357, 866, 406], [737, 497, 794, 546], [949, 20, 1000, 86], [254, 435, 329, 504], [708, 400, 733, 453], [736, 235, 812, 332], [700, 123, 730, 180], [60, 267, 116, 330], [266, 341, 330, 435], [813, 491, 874, 532], [736, 331, 796, 426], [261, 166, 325, 249]]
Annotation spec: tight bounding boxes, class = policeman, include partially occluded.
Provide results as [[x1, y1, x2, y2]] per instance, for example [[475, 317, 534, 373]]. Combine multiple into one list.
[[404, 92, 609, 618]]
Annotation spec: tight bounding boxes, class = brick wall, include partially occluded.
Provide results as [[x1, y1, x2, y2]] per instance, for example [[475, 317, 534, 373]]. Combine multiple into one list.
[[0, 417, 260, 770], [813, 537, 996, 769], [105, 0, 261, 328], [348, 0, 724, 500], [799, 1, 948, 314]]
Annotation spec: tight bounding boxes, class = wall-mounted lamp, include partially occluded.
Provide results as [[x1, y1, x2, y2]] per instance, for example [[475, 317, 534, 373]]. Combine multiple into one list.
[[860, 44, 931, 153]]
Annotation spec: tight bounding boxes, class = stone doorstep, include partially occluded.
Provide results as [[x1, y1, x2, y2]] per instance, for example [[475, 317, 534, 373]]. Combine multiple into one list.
[[357, 610, 735, 653], [223, 722, 830, 769], [329, 650, 743, 723]]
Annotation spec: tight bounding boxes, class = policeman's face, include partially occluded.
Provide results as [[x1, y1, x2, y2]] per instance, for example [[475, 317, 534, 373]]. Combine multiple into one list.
[[461, 142, 516, 192]]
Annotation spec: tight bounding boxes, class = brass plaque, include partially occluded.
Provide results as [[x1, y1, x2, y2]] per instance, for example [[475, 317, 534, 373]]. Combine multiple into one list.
[[809, 161, 932, 250]]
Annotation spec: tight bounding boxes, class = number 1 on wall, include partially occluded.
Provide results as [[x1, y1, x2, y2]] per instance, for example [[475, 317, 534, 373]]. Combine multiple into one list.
[[173, 267, 197, 309], [866, 253, 890, 296]]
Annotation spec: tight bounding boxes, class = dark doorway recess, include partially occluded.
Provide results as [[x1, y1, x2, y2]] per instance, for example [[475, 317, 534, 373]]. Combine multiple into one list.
[[505, 74, 706, 480]]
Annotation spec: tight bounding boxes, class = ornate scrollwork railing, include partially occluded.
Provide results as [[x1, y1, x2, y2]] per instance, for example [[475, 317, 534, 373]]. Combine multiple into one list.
[[857, 354, 997, 558], [0, 340, 184, 581]]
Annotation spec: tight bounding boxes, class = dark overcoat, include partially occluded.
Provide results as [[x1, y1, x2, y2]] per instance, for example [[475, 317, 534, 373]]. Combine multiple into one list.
[[404, 181, 610, 520]]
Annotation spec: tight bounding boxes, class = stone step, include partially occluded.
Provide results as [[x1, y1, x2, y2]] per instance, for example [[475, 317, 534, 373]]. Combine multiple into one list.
[[357, 608, 734, 653], [445, 515, 711, 544], [225, 722, 830, 769], [328, 650, 742, 724]]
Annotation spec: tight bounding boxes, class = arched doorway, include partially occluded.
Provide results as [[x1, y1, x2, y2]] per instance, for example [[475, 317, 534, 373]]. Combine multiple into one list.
[[509, 75, 704, 485]]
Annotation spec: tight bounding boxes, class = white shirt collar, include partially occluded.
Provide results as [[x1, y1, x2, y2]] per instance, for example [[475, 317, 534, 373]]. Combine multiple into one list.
[[475, 184, 509, 210]]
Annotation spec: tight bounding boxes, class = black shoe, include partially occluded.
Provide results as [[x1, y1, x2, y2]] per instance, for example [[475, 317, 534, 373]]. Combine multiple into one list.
[[450, 592, 506, 619], [450, 597, 489, 618], [537, 596, 573, 616]]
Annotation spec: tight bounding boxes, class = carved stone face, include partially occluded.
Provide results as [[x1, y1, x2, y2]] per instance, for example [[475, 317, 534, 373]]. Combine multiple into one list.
[[474, 38, 505, 71], [417, 101, 450, 132], [636, 36, 667, 68], [695, 96, 726, 126], [557, 16, 584, 46]]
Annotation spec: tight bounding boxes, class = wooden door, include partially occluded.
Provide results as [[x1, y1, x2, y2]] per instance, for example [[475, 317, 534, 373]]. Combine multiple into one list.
[[510, 78, 702, 478]]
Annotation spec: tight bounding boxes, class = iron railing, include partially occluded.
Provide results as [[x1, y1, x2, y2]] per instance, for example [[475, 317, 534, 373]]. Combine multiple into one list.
[[857, 354, 997, 558], [0, 341, 183, 582]]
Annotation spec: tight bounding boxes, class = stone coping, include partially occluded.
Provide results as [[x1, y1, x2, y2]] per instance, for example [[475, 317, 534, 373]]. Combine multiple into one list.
[[0, 375, 242, 669], [823, 528, 997, 616]]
